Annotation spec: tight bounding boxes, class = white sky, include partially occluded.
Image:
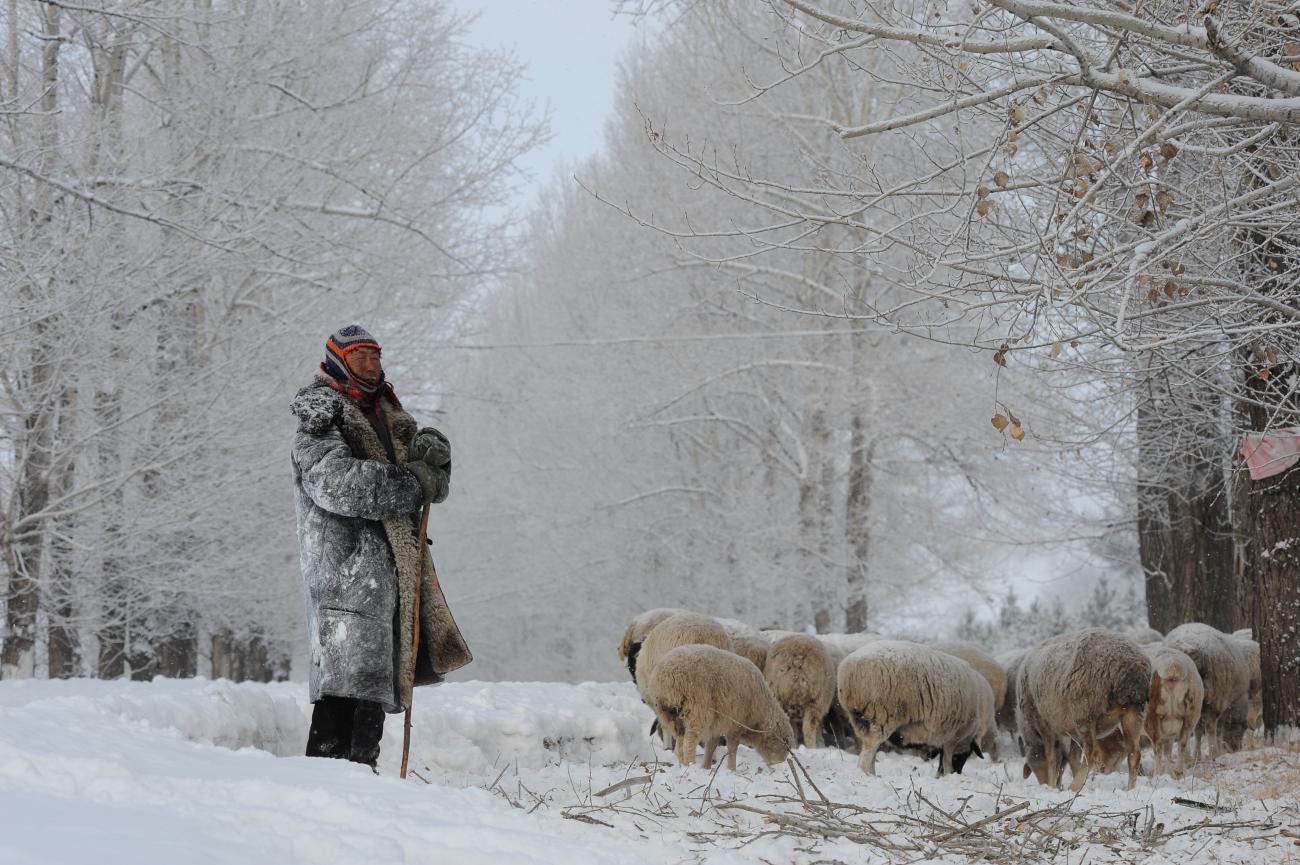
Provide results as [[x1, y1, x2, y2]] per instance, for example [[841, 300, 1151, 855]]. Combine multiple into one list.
[[448, 0, 642, 210]]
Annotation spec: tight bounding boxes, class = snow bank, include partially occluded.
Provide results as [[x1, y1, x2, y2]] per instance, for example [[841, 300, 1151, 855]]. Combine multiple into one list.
[[0, 678, 666, 865], [2, 677, 1296, 865]]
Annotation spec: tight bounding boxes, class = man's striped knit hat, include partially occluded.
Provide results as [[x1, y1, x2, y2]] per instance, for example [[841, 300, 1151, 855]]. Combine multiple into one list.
[[322, 324, 382, 392]]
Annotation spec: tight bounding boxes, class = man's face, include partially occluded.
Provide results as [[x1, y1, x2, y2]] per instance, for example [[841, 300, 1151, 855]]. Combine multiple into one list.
[[345, 346, 382, 383]]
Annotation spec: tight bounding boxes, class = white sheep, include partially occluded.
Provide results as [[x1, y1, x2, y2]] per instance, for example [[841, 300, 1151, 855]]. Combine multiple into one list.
[[1164, 622, 1251, 760], [618, 607, 692, 678], [1016, 628, 1151, 791], [1128, 626, 1165, 645], [995, 648, 1027, 739], [645, 644, 794, 770], [932, 640, 1006, 760], [1232, 634, 1262, 749], [815, 634, 881, 751], [1218, 635, 1260, 753], [817, 632, 882, 663], [712, 617, 772, 668], [634, 612, 733, 696], [1141, 643, 1204, 777], [837, 640, 988, 776], [763, 634, 837, 749]]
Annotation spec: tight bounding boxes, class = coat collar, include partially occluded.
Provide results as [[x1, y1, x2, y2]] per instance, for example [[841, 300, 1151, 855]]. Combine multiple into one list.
[[291, 376, 417, 461]]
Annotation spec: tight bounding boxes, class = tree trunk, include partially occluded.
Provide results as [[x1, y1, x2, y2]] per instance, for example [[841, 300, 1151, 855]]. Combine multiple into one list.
[[1234, 122, 1300, 732], [1, 3, 61, 680], [1138, 372, 1240, 634], [156, 623, 198, 679], [1236, 465, 1300, 731], [1137, 391, 1177, 632], [1166, 464, 1236, 631]]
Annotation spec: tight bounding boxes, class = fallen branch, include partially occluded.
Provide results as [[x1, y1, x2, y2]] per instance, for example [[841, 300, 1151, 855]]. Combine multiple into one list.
[[594, 774, 653, 798]]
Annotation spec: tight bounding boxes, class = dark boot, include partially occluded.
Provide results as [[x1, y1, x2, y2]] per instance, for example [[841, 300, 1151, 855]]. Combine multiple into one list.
[[306, 696, 355, 760], [349, 699, 387, 768]]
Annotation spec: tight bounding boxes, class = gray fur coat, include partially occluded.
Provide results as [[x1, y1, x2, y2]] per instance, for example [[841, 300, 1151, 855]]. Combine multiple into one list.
[[290, 377, 472, 713]]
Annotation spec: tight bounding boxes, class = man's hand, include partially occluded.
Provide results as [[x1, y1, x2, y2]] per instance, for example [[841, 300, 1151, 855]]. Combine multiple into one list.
[[404, 461, 450, 504], [411, 427, 451, 467]]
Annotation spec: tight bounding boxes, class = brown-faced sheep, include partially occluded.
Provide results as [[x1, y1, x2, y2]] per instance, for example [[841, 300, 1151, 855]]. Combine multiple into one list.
[[1142, 643, 1204, 777], [932, 640, 1006, 760], [1164, 622, 1251, 760], [1016, 628, 1151, 791], [837, 640, 988, 777], [645, 644, 794, 770], [763, 634, 837, 749]]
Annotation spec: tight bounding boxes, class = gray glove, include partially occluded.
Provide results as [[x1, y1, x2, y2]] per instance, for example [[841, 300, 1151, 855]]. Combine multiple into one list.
[[411, 427, 451, 467], [405, 461, 450, 504]]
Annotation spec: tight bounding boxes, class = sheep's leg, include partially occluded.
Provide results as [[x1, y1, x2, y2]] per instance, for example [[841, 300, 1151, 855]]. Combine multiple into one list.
[[938, 745, 953, 777], [854, 727, 891, 775], [986, 731, 1001, 763], [1120, 709, 1142, 790], [1205, 713, 1221, 761], [1070, 731, 1097, 792], [1174, 733, 1189, 778], [802, 711, 822, 749], [1046, 736, 1067, 789], [700, 736, 721, 769], [652, 709, 679, 755], [676, 729, 700, 768], [726, 737, 741, 771]]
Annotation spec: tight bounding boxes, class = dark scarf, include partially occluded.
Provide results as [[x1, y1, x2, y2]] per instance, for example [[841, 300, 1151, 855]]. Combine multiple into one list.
[[318, 371, 400, 462]]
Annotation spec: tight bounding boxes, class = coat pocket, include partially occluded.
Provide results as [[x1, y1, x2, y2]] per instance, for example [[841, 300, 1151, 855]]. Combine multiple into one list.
[[315, 607, 396, 708]]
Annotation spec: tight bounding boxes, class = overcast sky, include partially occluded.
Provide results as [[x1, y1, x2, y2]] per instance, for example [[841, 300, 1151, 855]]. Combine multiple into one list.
[[448, 0, 642, 210]]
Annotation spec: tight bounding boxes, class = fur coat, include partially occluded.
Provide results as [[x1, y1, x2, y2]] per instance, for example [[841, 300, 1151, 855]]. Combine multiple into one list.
[[290, 377, 471, 713]]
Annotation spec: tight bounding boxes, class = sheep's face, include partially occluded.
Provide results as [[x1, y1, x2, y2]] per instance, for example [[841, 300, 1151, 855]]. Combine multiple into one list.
[[950, 739, 984, 775], [1022, 743, 1054, 785], [625, 640, 642, 682], [754, 735, 791, 766], [749, 716, 795, 765]]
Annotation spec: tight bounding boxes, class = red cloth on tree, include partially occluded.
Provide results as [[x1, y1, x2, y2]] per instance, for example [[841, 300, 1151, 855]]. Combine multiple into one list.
[[1240, 428, 1300, 480]]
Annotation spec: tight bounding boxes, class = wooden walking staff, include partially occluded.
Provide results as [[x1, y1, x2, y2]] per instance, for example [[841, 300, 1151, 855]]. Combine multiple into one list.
[[400, 502, 432, 779]]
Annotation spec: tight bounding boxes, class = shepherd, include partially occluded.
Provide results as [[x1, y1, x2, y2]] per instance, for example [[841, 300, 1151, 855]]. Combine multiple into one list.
[[289, 324, 472, 770]]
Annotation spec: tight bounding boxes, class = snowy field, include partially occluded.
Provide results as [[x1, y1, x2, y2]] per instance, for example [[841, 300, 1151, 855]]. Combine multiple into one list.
[[1, 679, 1297, 865]]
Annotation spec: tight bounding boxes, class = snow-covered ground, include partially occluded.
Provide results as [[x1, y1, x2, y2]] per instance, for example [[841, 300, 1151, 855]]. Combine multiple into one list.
[[1, 679, 1296, 865]]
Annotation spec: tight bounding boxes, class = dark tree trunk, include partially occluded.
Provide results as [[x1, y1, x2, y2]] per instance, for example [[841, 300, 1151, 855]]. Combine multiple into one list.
[[1137, 392, 1177, 632], [1236, 463, 1300, 731], [1234, 125, 1300, 732], [156, 622, 198, 678], [1137, 372, 1240, 634], [1166, 467, 1236, 632]]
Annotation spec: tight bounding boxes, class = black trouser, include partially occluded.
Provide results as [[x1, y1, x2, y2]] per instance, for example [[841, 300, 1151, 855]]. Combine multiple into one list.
[[305, 695, 386, 768]]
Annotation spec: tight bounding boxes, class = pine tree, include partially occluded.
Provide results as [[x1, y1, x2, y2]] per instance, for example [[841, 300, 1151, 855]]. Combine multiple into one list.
[[1080, 577, 1126, 631], [955, 608, 994, 646]]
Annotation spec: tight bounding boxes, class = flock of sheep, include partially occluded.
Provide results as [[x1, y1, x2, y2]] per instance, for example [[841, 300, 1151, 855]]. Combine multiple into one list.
[[618, 609, 1264, 792]]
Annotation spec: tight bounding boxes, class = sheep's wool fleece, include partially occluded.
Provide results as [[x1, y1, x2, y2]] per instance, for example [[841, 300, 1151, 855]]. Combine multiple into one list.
[[290, 379, 472, 713]]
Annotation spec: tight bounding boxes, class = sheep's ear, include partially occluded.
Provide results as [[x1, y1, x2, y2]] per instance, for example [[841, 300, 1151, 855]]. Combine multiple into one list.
[[1022, 762, 1033, 780]]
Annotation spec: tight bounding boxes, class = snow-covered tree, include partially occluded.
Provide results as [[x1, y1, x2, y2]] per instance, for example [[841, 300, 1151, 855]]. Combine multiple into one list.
[[0, 0, 542, 680]]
